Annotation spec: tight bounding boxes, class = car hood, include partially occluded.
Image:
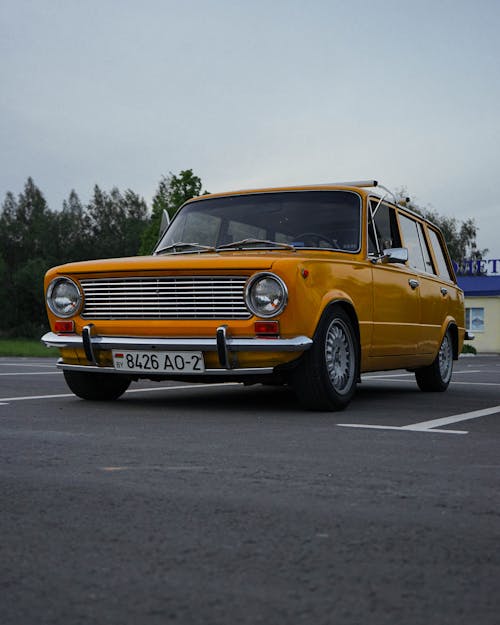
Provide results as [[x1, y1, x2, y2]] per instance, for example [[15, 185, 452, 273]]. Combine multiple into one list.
[[49, 252, 297, 276]]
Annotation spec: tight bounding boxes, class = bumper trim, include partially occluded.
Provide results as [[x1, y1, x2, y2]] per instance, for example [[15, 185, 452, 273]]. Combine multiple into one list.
[[82, 324, 97, 365], [41, 331, 313, 353], [216, 325, 231, 369]]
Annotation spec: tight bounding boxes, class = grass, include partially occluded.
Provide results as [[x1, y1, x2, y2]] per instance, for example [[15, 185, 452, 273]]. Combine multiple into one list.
[[0, 338, 58, 358], [461, 343, 477, 355]]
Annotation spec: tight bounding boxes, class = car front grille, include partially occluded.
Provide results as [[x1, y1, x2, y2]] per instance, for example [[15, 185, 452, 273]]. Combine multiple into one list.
[[80, 276, 251, 320]]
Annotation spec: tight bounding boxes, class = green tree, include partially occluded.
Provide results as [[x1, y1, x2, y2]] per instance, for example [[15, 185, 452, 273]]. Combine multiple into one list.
[[86, 186, 149, 259], [0, 191, 18, 266], [394, 188, 488, 263], [0, 178, 57, 337], [139, 169, 205, 255], [56, 190, 93, 263], [0, 178, 56, 266], [86, 185, 119, 258], [0, 172, 200, 337], [120, 189, 149, 256]]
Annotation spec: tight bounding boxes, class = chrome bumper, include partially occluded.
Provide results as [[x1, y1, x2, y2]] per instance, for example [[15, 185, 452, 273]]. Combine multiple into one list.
[[41, 325, 312, 373]]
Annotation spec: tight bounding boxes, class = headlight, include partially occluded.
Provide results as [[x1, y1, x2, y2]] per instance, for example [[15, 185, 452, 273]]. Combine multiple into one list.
[[245, 273, 288, 318], [46, 278, 82, 318]]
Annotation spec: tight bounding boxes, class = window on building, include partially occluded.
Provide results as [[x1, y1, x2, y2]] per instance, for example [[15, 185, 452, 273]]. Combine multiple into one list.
[[466, 307, 485, 332]]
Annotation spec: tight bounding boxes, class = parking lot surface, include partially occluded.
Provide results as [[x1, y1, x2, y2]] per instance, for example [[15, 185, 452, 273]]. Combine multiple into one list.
[[1, 355, 499, 624]]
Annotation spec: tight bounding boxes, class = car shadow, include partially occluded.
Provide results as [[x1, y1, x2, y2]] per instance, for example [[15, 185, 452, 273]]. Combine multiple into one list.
[[116, 379, 423, 416]]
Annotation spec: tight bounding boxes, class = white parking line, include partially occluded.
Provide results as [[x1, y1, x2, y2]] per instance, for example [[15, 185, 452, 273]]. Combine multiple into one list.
[[0, 382, 238, 404], [363, 378, 500, 387], [363, 370, 482, 379], [402, 406, 500, 431], [0, 372, 60, 376], [0, 362, 56, 368], [338, 405, 500, 435], [448, 381, 500, 387], [0, 392, 74, 402]]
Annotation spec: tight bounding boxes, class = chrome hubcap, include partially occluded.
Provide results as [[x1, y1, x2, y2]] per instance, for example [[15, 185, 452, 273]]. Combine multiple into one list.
[[438, 334, 453, 382], [325, 318, 355, 394]]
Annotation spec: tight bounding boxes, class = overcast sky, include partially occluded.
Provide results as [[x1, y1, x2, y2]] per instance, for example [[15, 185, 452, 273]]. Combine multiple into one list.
[[1, 0, 499, 258]]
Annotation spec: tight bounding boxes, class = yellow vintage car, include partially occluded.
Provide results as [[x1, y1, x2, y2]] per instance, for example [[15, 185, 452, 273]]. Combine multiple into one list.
[[42, 180, 466, 410]]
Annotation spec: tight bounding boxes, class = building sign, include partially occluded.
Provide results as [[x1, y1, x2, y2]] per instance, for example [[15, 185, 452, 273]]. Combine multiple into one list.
[[453, 258, 500, 276]]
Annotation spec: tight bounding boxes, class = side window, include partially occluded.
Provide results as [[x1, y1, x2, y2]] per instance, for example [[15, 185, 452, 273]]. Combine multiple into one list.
[[398, 215, 436, 274], [398, 214, 428, 272], [428, 228, 453, 281], [368, 201, 402, 255], [417, 223, 435, 274]]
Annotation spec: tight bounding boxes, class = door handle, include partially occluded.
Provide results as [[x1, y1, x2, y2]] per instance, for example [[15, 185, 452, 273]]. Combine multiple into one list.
[[408, 279, 420, 290], [440, 287, 448, 296]]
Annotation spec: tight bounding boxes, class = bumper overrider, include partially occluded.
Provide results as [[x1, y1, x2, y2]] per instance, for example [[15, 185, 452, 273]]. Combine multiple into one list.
[[42, 325, 313, 376]]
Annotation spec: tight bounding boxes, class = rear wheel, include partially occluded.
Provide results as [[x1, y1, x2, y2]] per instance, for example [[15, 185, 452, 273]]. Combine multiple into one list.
[[63, 370, 131, 401], [415, 328, 453, 392], [291, 307, 359, 411]]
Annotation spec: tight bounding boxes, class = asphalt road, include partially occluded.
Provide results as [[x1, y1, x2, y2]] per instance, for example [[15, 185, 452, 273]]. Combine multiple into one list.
[[1, 356, 499, 625]]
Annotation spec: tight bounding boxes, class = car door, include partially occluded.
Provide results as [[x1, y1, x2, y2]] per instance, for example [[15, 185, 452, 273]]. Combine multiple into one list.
[[397, 213, 443, 355], [368, 200, 421, 357], [370, 263, 421, 357]]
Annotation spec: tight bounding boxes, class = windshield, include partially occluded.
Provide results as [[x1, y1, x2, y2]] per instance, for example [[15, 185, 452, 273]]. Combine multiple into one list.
[[155, 190, 362, 254]]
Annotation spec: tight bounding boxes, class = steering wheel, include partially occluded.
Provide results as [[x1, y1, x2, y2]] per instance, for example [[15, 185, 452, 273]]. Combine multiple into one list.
[[294, 232, 335, 248]]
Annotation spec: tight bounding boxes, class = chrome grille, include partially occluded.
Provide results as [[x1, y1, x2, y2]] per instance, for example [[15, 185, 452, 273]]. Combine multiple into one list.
[[80, 276, 251, 319]]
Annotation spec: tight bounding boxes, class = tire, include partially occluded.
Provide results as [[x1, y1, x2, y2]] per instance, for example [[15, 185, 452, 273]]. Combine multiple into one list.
[[63, 370, 131, 401], [291, 307, 359, 411], [415, 328, 453, 392]]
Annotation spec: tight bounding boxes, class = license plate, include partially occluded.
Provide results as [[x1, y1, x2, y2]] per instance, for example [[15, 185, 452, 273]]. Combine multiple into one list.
[[112, 350, 205, 373]]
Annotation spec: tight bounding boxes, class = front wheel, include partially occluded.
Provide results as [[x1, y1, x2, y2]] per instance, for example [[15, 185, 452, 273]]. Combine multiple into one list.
[[63, 370, 131, 401], [415, 329, 454, 392], [291, 307, 359, 411]]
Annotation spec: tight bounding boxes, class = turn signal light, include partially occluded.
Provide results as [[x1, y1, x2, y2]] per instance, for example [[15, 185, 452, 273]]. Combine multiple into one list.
[[54, 320, 75, 333], [254, 320, 279, 336]]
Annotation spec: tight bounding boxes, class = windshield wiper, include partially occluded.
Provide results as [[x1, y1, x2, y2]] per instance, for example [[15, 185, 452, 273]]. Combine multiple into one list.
[[216, 238, 295, 251], [156, 242, 216, 255]]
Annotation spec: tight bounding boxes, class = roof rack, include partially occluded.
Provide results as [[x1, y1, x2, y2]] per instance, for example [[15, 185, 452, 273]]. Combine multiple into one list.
[[326, 179, 399, 205], [327, 180, 378, 188]]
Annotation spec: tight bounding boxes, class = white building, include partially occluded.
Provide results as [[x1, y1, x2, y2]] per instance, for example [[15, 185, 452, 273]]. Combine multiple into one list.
[[457, 275, 500, 354]]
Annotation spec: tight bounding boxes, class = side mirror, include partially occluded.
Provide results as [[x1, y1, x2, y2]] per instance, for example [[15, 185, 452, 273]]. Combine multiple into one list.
[[381, 247, 408, 264], [159, 209, 170, 238]]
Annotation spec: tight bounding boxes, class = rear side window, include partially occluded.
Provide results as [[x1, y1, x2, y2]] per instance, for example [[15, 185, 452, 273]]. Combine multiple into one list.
[[398, 214, 435, 274], [428, 228, 453, 280], [417, 223, 435, 274]]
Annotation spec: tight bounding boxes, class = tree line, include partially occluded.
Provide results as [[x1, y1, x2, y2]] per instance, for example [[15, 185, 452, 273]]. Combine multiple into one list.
[[0, 174, 484, 338], [0, 170, 203, 338], [394, 188, 487, 264]]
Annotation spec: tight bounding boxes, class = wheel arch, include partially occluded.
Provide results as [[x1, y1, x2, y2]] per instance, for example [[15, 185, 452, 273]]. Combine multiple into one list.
[[317, 299, 362, 381], [447, 321, 459, 360]]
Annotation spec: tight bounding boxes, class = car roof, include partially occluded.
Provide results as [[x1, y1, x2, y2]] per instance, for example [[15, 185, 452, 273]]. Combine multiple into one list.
[[185, 181, 441, 231], [187, 181, 373, 203]]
